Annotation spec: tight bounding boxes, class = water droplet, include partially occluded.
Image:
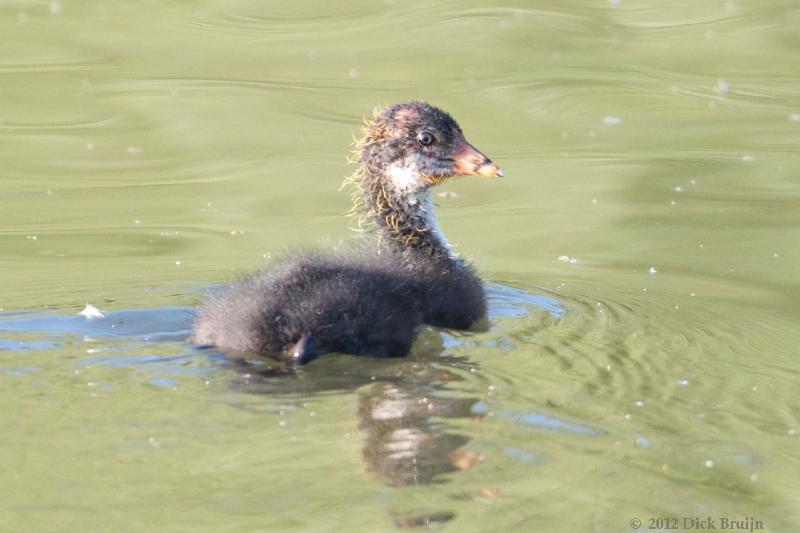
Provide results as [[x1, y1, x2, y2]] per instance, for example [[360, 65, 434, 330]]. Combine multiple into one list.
[[704, 459, 714, 468]]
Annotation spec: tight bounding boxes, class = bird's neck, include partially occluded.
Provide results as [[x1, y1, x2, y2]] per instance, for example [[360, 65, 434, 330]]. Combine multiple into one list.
[[351, 167, 454, 260]]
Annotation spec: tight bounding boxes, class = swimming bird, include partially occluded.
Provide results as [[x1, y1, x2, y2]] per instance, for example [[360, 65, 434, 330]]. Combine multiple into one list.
[[193, 101, 502, 364]]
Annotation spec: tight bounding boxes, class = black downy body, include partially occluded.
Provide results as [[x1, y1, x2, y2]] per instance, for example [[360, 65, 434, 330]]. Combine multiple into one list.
[[193, 102, 503, 364]]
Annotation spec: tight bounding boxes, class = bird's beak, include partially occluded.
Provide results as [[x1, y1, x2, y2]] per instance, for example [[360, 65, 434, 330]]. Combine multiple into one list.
[[452, 139, 504, 178]]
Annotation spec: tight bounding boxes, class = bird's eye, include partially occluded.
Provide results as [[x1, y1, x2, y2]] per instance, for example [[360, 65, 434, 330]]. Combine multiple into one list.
[[416, 131, 434, 146]]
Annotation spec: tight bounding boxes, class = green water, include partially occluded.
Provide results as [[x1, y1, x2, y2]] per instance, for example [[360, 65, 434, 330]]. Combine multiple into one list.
[[2, 0, 800, 531]]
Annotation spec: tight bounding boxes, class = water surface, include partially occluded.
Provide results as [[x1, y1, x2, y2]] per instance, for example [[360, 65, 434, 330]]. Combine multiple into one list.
[[2, 0, 800, 531]]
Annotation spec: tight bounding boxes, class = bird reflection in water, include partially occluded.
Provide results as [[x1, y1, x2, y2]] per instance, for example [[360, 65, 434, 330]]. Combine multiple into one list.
[[222, 350, 485, 528], [359, 378, 481, 487], [359, 367, 486, 529]]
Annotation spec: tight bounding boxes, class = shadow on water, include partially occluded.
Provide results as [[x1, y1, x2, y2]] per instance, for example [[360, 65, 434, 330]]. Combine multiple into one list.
[[0, 282, 564, 528]]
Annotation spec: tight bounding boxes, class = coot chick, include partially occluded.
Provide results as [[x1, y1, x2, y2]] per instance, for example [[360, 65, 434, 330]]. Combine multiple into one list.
[[193, 101, 502, 364]]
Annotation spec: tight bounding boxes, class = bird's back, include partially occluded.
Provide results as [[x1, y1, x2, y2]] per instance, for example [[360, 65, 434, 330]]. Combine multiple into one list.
[[193, 249, 425, 359]]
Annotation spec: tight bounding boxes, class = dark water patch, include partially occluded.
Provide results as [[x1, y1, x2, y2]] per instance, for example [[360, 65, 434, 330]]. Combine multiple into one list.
[[0, 307, 194, 342], [392, 510, 455, 529]]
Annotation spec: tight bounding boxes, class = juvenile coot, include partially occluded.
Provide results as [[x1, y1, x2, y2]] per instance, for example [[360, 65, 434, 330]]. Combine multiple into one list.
[[193, 101, 502, 364]]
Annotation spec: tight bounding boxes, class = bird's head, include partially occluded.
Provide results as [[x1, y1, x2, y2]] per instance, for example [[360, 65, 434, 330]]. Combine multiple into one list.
[[357, 101, 502, 193]]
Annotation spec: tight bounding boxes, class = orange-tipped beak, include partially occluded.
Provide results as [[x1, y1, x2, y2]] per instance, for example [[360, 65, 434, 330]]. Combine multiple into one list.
[[452, 140, 503, 178]]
